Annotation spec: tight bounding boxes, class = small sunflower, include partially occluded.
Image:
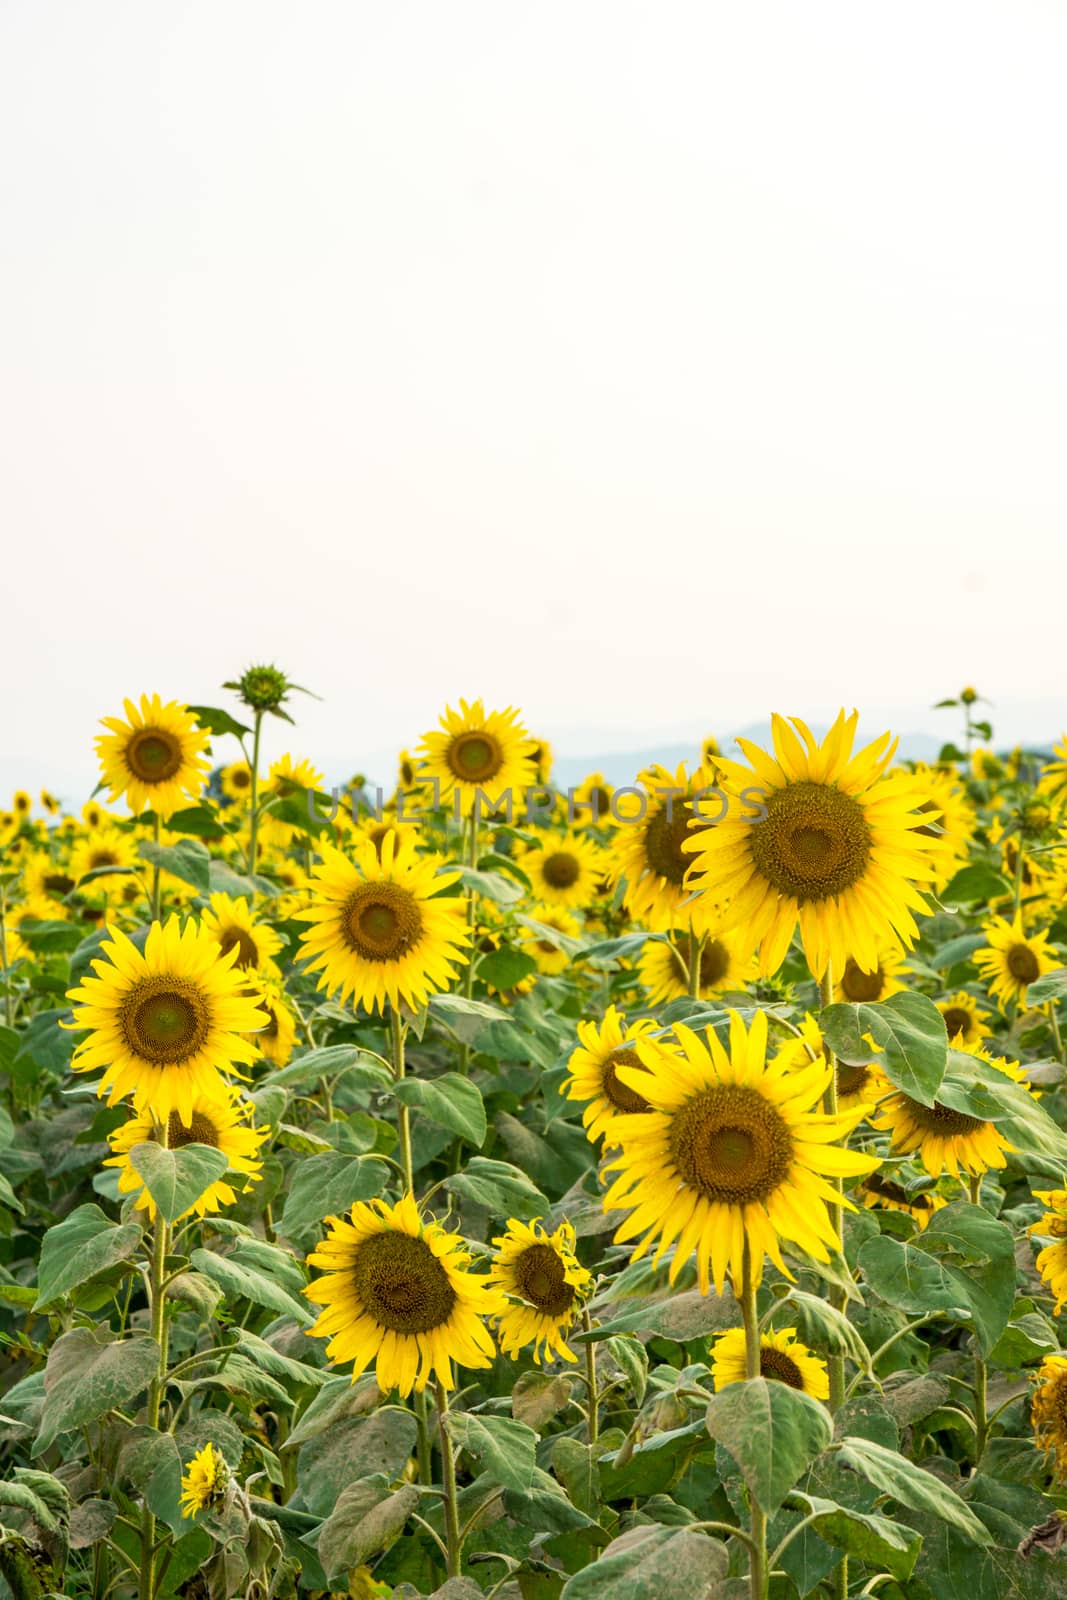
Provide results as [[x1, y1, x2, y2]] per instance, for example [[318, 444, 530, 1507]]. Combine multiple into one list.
[[179, 1442, 229, 1520], [899, 762, 975, 890], [638, 930, 757, 1005], [701, 735, 721, 766], [936, 990, 992, 1047], [488, 1218, 591, 1363], [603, 1012, 880, 1295], [572, 773, 616, 828], [69, 827, 138, 887], [1031, 1355, 1067, 1482], [858, 1173, 946, 1230], [1030, 1189, 1067, 1314], [872, 1040, 1028, 1179], [528, 738, 553, 786], [246, 980, 298, 1066], [519, 832, 604, 908], [970, 747, 1004, 782], [347, 814, 419, 861], [833, 945, 908, 1005], [298, 835, 469, 1014], [709, 1324, 829, 1399], [267, 753, 325, 797], [517, 905, 582, 976], [1038, 735, 1067, 803], [199, 892, 283, 978], [974, 913, 1058, 1010], [219, 761, 254, 803], [104, 1087, 268, 1220], [40, 789, 61, 816], [23, 850, 77, 904], [610, 762, 718, 933], [564, 1006, 660, 1144], [773, 1016, 889, 1117], [683, 712, 938, 980], [304, 1193, 504, 1396], [66, 917, 267, 1121], [417, 699, 537, 819], [96, 696, 210, 819], [397, 748, 419, 793]]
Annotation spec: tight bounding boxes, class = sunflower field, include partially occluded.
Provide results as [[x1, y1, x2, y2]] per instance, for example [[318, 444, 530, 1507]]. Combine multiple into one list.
[[5, 672, 1067, 1600]]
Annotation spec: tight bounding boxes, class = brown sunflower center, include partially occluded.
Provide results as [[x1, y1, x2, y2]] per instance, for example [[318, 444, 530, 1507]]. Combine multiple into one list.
[[126, 727, 183, 784], [750, 782, 871, 903], [44, 872, 75, 895], [447, 731, 503, 784], [899, 1095, 986, 1136], [121, 977, 211, 1065], [1007, 943, 1040, 983], [350, 1231, 457, 1333], [643, 801, 696, 886], [541, 851, 580, 889], [513, 1242, 575, 1317], [602, 1046, 653, 1114], [590, 786, 612, 818], [166, 1110, 220, 1148], [759, 1347, 805, 1389], [669, 1085, 794, 1204], [342, 882, 423, 962], [218, 926, 260, 969], [89, 849, 120, 869], [670, 937, 731, 990], [840, 960, 886, 1003], [836, 1062, 874, 1097], [940, 1006, 972, 1040], [231, 769, 251, 790]]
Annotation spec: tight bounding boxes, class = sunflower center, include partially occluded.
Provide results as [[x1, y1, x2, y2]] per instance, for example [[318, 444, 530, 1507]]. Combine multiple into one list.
[[1007, 943, 1040, 983], [940, 1007, 972, 1040], [447, 732, 503, 784], [513, 1242, 575, 1317], [342, 883, 423, 962], [542, 851, 580, 889], [669, 1085, 794, 1204], [900, 1096, 986, 1136], [750, 782, 872, 903], [261, 1006, 279, 1039], [643, 801, 696, 886], [670, 937, 731, 989], [836, 1062, 874, 1097], [351, 1231, 457, 1333], [591, 786, 612, 817], [89, 850, 119, 868], [126, 728, 183, 783], [602, 1046, 652, 1114], [231, 770, 251, 790], [759, 1347, 805, 1389], [218, 926, 260, 969], [121, 978, 211, 1065], [166, 1110, 220, 1148], [840, 960, 885, 1003], [44, 872, 75, 895]]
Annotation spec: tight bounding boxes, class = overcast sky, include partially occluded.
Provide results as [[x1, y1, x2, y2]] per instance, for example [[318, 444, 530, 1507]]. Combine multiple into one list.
[[2, 2, 1065, 799]]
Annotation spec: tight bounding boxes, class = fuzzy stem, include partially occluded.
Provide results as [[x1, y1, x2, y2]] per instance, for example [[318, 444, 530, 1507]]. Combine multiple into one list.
[[968, 1172, 988, 1465], [582, 1308, 599, 1445], [139, 1121, 171, 1600], [247, 710, 264, 879], [434, 1382, 462, 1579], [456, 814, 480, 1077], [740, 1240, 768, 1600], [390, 1007, 414, 1195], [688, 924, 704, 1001]]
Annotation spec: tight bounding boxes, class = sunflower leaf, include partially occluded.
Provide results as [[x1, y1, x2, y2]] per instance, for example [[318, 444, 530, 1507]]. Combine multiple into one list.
[[137, 838, 212, 895], [1028, 967, 1067, 1004], [34, 1203, 143, 1310], [444, 1411, 537, 1492], [34, 1327, 161, 1454], [830, 1436, 993, 1544], [393, 1072, 487, 1146], [704, 1376, 833, 1514], [558, 1523, 729, 1599], [277, 1152, 389, 1244], [785, 1492, 922, 1581], [445, 1156, 549, 1221], [129, 1141, 230, 1225], [821, 991, 947, 1106]]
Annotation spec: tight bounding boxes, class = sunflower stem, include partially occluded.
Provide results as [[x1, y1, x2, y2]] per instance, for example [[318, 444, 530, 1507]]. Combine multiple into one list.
[[150, 812, 162, 922], [456, 815, 480, 1077], [582, 1308, 600, 1445], [688, 924, 704, 1002], [0, 880, 14, 1028], [817, 961, 848, 1414], [247, 709, 264, 879], [390, 1007, 414, 1195], [1049, 1002, 1065, 1066], [414, 1389, 433, 1488], [140, 1122, 171, 1600], [740, 1240, 768, 1600], [1012, 838, 1026, 918], [434, 1381, 462, 1579], [968, 1171, 989, 1466]]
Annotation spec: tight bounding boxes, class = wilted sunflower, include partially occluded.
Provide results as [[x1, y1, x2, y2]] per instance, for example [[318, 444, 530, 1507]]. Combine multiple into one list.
[[304, 1194, 504, 1396], [1031, 1355, 1067, 1482], [1030, 1189, 1067, 1314], [298, 835, 469, 1014], [833, 944, 908, 1005], [199, 892, 283, 977], [611, 762, 718, 933], [936, 990, 992, 1047], [519, 832, 604, 908], [96, 696, 210, 819], [103, 1086, 268, 1219], [872, 1040, 1029, 1179], [417, 699, 536, 818], [488, 1218, 591, 1363], [564, 1006, 660, 1144], [603, 1012, 880, 1295], [66, 917, 267, 1121], [219, 760, 253, 803], [683, 712, 938, 980], [710, 1325, 829, 1399], [638, 930, 757, 1005], [858, 1173, 946, 1230], [179, 1442, 229, 1520], [974, 912, 1058, 1010]]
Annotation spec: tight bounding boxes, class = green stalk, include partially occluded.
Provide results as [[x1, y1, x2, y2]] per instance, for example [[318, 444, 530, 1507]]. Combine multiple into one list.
[[390, 1007, 414, 1194], [247, 710, 264, 879], [968, 1172, 988, 1465], [1012, 838, 1025, 918], [818, 961, 848, 1600], [688, 924, 705, 1002], [150, 812, 162, 922], [434, 1382, 462, 1579], [739, 1240, 768, 1600], [456, 813, 480, 1078], [139, 1123, 171, 1600], [582, 1308, 599, 1445]]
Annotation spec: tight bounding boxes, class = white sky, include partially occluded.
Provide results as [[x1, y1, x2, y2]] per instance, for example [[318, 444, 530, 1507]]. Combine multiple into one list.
[[2, 2, 1065, 798]]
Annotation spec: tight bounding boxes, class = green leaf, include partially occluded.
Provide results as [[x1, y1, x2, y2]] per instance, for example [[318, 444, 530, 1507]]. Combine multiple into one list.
[[278, 1153, 387, 1242], [189, 703, 251, 737], [1028, 967, 1067, 1004], [138, 838, 211, 894], [930, 932, 986, 970], [128, 1141, 230, 1224], [458, 866, 524, 904], [940, 1048, 1067, 1177], [35, 1328, 161, 1453], [559, 1525, 729, 1600], [393, 1072, 486, 1146], [444, 1156, 549, 1221], [476, 946, 539, 990], [16, 918, 85, 952], [552, 1437, 602, 1519], [790, 1493, 921, 1581], [189, 1247, 312, 1324], [512, 1371, 575, 1430], [444, 1412, 537, 1492], [941, 863, 1014, 904], [297, 1409, 416, 1519], [821, 991, 947, 1106], [271, 1044, 392, 1090], [166, 804, 226, 838], [317, 1480, 419, 1581], [832, 1436, 992, 1544], [705, 1377, 833, 1513], [34, 1203, 143, 1310], [576, 1287, 739, 1344], [0, 1169, 24, 1214]]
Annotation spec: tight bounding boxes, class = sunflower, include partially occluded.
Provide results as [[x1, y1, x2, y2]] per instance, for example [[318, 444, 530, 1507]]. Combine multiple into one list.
[[22, 850, 76, 905], [610, 762, 718, 933], [974, 912, 1058, 1009], [199, 892, 283, 978], [69, 827, 138, 887], [397, 749, 419, 793], [104, 1086, 268, 1220], [683, 712, 938, 981], [528, 738, 553, 786], [304, 1194, 504, 1396], [710, 1325, 829, 1399], [935, 990, 992, 1047], [298, 834, 469, 1014], [833, 945, 908, 1005], [519, 832, 604, 909], [1031, 1355, 1067, 1482], [898, 762, 974, 890], [179, 1442, 229, 1520], [970, 748, 1004, 782], [872, 1040, 1028, 1179], [66, 917, 268, 1121], [603, 1012, 880, 1295], [40, 789, 61, 816], [517, 905, 582, 976], [1038, 735, 1067, 803], [564, 1006, 660, 1144], [96, 696, 210, 819], [1029, 1189, 1067, 1314], [246, 980, 298, 1066], [267, 753, 325, 797], [488, 1218, 591, 1363], [772, 1016, 889, 1117], [572, 773, 616, 829], [346, 814, 418, 861], [417, 699, 536, 819], [219, 760, 254, 803], [701, 735, 721, 766], [638, 930, 757, 1005], [858, 1173, 946, 1230]]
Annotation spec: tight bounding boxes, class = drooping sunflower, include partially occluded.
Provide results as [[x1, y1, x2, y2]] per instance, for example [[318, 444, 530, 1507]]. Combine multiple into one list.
[[637, 930, 757, 1005], [488, 1218, 591, 1363], [710, 1324, 829, 1399], [517, 904, 582, 976], [179, 1442, 229, 1520], [858, 1173, 946, 1230], [66, 917, 268, 1121], [199, 892, 283, 978], [564, 1006, 660, 1144], [872, 1040, 1029, 1179], [772, 1016, 889, 1117], [974, 912, 1058, 1010], [417, 700, 537, 819], [1029, 1189, 1067, 1314], [104, 1086, 268, 1220], [832, 945, 908, 1005], [304, 1194, 504, 1396], [935, 990, 992, 1047], [219, 760, 254, 803], [682, 712, 939, 980], [572, 772, 616, 829], [610, 762, 718, 933], [1031, 1355, 1067, 1482], [96, 696, 210, 819], [603, 1012, 880, 1295], [298, 834, 469, 1014], [519, 832, 604, 909]]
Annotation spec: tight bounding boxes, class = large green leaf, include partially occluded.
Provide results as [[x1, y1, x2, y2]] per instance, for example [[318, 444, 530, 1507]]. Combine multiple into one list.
[[128, 1142, 230, 1224], [34, 1204, 143, 1310], [786, 1492, 921, 1581], [316, 1479, 418, 1581], [270, 1045, 392, 1090], [832, 1436, 992, 1544], [939, 1048, 1067, 1178], [35, 1328, 161, 1453], [705, 1377, 833, 1513], [444, 1412, 537, 1492], [821, 992, 947, 1105], [445, 1156, 549, 1221], [278, 1153, 387, 1242], [190, 1247, 312, 1325], [393, 1072, 487, 1146], [559, 1524, 730, 1599], [137, 838, 211, 895], [1028, 967, 1067, 1004], [941, 863, 1014, 905]]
